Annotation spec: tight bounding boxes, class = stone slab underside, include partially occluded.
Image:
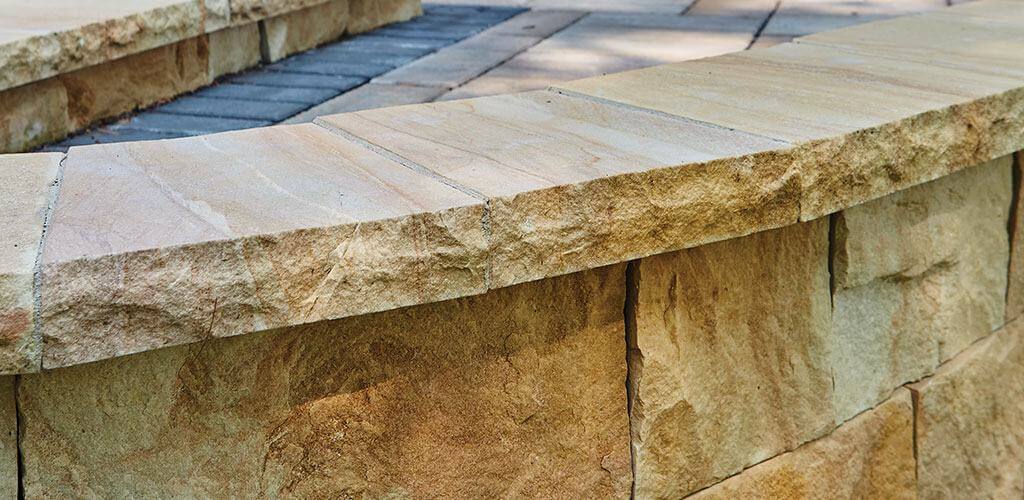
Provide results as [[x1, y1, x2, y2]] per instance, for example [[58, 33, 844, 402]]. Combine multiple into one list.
[[18, 265, 631, 498]]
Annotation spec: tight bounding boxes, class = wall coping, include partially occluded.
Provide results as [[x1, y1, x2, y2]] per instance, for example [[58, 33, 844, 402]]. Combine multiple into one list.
[[2, 0, 1022, 373], [0, 0, 347, 94]]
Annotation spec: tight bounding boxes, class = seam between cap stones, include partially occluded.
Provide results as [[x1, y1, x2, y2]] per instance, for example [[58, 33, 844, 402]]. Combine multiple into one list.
[[32, 152, 68, 372]]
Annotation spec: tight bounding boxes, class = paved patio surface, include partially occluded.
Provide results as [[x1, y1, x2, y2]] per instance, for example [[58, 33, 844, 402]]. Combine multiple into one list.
[[45, 0, 958, 150]]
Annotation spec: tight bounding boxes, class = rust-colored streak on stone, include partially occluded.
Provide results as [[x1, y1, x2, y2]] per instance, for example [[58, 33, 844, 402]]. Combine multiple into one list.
[[19, 266, 631, 498]]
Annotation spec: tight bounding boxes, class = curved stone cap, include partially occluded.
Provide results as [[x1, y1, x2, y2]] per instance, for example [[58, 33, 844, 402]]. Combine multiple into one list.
[[2, 0, 1023, 373], [0, 0, 367, 94]]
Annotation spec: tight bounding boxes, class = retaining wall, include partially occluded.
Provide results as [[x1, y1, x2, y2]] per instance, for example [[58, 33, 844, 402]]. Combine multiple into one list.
[[1, 0, 1023, 497]]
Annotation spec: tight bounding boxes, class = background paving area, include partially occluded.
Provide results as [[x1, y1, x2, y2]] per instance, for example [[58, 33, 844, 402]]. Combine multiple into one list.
[[43, 0, 956, 151]]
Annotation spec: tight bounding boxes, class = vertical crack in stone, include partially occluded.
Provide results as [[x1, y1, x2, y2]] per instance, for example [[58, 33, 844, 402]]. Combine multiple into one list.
[[257, 20, 272, 63], [32, 153, 67, 372], [1005, 152, 1021, 307], [623, 260, 642, 499], [909, 384, 921, 486], [13, 376, 25, 500]]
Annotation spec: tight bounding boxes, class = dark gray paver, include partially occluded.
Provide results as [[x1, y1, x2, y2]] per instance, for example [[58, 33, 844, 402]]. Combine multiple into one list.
[[337, 35, 453, 52], [112, 113, 272, 136], [46, 128, 187, 150], [193, 83, 340, 104], [371, 26, 480, 41], [226, 70, 367, 90], [298, 48, 419, 66], [157, 96, 309, 122], [267, 59, 394, 78]]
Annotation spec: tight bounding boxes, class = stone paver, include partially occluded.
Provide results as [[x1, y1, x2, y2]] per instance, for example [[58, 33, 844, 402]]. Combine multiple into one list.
[[283, 83, 448, 123]]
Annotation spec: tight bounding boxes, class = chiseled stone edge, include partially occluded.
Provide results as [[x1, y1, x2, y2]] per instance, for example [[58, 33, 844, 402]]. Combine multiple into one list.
[[38, 205, 489, 369], [3, 5, 1023, 370], [0, 1, 204, 94]]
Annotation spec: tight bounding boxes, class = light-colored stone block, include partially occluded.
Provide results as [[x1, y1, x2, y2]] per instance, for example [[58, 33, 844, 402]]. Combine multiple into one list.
[[0, 0, 204, 92], [39, 124, 487, 368], [283, 83, 448, 123], [374, 32, 541, 88], [58, 36, 211, 131], [690, 388, 916, 500], [0, 78, 70, 153], [261, 0, 348, 63], [318, 90, 799, 290], [558, 39, 1024, 219], [0, 153, 62, 374], [0, 376, 16, 499], [631, 219, 833, 498], [910, 317, 1024, 499], [207, 23, 261, 79], [831, 157, 1011, 422], [20, 265, 631, 498], [346, 0, 422, 35]]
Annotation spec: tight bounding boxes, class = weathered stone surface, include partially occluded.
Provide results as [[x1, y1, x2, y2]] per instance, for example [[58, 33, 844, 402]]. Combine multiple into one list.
[[261, 0, 349, 63], [831, 157, 1011, 422], [40, 124, 487, 368], [0, 0, 203, 93], [0, 153, 62, 373], [283, 83, 447, 123], [0, 78, 70, 153], [910, 318, 1024, 499], [228, 0, 330, 24], [58, 36, 211, 131], [557, 38, 1024, 219], [631, 219, 833, 498], [690, 389, 916, 500], [347, 0, 422, 35], [1008, 153, 1024, 321], [207, 23, 261, 79], [318, 90, 799, 289], [0, 377, 15, 499], [20, 265, 631, 498]]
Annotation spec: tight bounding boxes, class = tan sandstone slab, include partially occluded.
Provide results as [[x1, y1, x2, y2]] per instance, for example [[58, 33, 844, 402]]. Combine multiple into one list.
[[0, 0, 204, 92], [0, 153, 62, 374], [346, 0, 422, 34], [910, 317, 1024, 499], [558, 36, 1024, 218], [0, 78, 70, 153], [831, 156, 1011, 423], [631, 219, 833, 498], [207, 23, 261, 79], [227, 0, 331, 24], [20, 265, 631, 498], [40, 124, 487, 368], [317, 90, 799, 289], [796, 9, 1024, 80], [1008, 154, 1024, 321], [261, 0, 349, 62], [0, 377, 15, 499], [690, 388, 916, 500]]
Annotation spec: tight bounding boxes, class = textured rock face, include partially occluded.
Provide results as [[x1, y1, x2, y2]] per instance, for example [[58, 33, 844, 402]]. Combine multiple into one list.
[[347, 0, 422, 34], [0, 79, 70, 153], [911, 318, 1024, 499], [0, 153, 62, 373], [262, 0, 349, 62], [20, 265, 631, 498], [207, 24, 261, 79], [0, 1, 204, 93], [59, 36, 211, 131], [690, 389, 916, 500], [831, 157, 1011, 422], [228, 0, 332, 24], [0, 377, 16, 499], [631, 219, 833, 498]]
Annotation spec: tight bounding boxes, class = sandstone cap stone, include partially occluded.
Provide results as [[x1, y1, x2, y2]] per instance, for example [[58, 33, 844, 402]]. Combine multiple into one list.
[[39, 124, 488, 368]]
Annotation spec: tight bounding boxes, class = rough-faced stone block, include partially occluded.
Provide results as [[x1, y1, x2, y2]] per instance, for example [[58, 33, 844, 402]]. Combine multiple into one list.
[[40, 124, 487, 368], [1007, 153, 1024, 321], [690, 389, 916, 500], [0, 78, 70, 153], [0, 377, 15, 499], [207, 23, 261, 79], [631, 219, 833, 498], [58, 36, 211, 131], [20, 265, 631, 498], [261, 0, 349, 63], [0, 153, 62, 373], [910, 318, 1024, 499], [346, 0, 422, 35], [831, 157, 1011, 422]]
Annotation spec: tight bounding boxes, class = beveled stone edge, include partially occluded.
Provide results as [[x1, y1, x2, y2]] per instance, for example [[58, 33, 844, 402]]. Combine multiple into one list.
[[2, 1, 1022, 372], [0, 0, 421, 94]]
